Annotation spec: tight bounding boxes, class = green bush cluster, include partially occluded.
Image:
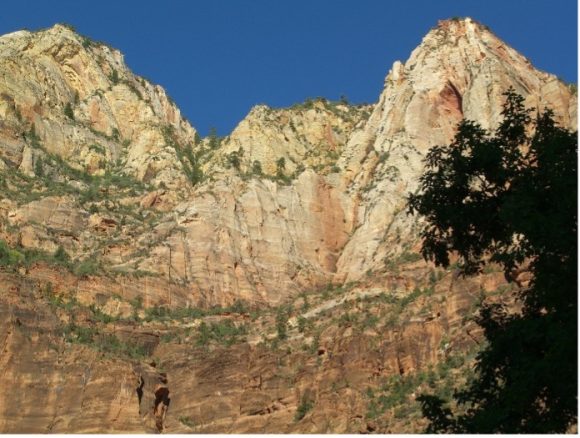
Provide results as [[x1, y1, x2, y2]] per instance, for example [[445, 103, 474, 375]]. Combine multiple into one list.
[[64, 322, 148, 359], [365, 352, 471, 421], [196, 319, 248, 347], [0, 239, 102, 278], [178, 416, 196, 428], [163, 125, 204, 186], [143, 299, 249, 322], [74, 259, 100, 277], [207, 127, 222, 149], [0, 240, 24, 266]]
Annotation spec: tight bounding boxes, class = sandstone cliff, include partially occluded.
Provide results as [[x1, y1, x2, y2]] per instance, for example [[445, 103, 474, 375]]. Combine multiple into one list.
[[0, 17, 575, 433], [0, 19, 575, 305]]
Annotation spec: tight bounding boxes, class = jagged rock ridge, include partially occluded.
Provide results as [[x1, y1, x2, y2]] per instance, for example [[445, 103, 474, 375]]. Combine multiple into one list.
[[0, 18, 576, 433], [1, 19, 575, 306]]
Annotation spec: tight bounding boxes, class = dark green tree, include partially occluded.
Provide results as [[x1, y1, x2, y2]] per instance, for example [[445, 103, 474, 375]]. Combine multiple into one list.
[[34, 157, 44, 178], [251, 160, 262, 176], [275, 305, 290, 340], [276, 157, 286, 178], [64, 102, 75, 120], [208, 127, 220, 149], [109, 68, 120, 85], [408, 88, 577, 433], [227, 151, 241, 170], [53, 245, 71, 267]]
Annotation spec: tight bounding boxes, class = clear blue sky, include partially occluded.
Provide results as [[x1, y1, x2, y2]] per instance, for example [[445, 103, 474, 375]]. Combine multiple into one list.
[[1, 0, 577, 136]]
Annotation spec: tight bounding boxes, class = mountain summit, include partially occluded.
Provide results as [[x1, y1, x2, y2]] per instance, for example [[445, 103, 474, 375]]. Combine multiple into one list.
[[0, 19, 576, 433]]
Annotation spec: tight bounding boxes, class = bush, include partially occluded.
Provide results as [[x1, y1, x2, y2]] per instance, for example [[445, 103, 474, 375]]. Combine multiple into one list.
[[109, 69, 120, 85], [179, 416, 195, 428], [53, 246, 71, 267], [34, 157, 44, 177], [207, 127, 221, 149], [196, 320, 247, 346], [89, 143, 105, 155], [276, 305, 291, 340], [227, 151, 241, 170], [64, 323, 148, 359], [74, 258, 99, 277], [276, 157, 286, 175], [27, 126, 42, 149], [163, 126, 204, 186], [294, 395, 314, 421], [0, 240, 24, 267], [228, 299, 248, 314], [297, 316, 307, 333], [252, 160, 262, 175], [64, 102, 75, 120]]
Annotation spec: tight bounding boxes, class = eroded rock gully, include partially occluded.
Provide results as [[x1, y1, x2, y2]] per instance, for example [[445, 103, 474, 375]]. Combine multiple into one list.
[[0, 17, 576, 433]]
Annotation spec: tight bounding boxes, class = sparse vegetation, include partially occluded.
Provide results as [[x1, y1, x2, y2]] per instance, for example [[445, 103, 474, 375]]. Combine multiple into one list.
[[251, 160, 262, 175], [64, 322, 148, 359], [179, 416, 196, 428], [196, 320, 248, 347], [74, 258, 100, 277], [294, 394, 314, 421], [53, 245, 72, 268], [226, 150, 242, 170], [275, 157, 286, 175], [0, 240, 24, 267], [144, 300, 249, 323], [64, 102, 75, 120], [89, 143, 106, 155], [109, 68, 120, 85], [163, 125, 205, 186], [275, 305, 291, 340], [207, 127, 221, 149]]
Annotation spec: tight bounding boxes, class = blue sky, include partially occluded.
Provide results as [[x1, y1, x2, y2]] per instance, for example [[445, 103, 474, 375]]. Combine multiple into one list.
[[1, 0, 576, 136]]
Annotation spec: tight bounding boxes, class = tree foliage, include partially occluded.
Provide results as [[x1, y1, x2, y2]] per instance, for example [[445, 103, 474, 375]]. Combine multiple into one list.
[[64, 102, 75, 120], [208, 127, 221, 149], [408, 88, 577, 433]]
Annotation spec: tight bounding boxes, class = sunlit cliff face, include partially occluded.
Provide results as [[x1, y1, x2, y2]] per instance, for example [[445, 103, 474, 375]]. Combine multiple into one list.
[[0, 18, 575, 433]]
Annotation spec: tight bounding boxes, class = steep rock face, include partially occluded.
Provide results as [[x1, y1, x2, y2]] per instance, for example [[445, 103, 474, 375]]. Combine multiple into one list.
[[335, 18, 577, 281], [0, 18, 575, 304], [136, 171, 354, 306], [214, 101, 371, 175], [0, 24, 196, 188], [0, 259, 512, 433], [0, 275, 148, 433], [0, 17, 576, 434]]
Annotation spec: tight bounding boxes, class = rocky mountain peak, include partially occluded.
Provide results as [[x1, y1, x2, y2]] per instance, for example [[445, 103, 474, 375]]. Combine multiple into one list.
[[214, 98, 372, 176], [0, 22, 199, 189], [335, 16, 576, 281], [0, 18, 576, 433]]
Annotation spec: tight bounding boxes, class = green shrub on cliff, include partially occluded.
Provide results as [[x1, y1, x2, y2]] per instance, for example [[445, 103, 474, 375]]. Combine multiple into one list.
[[0, 240, 24, 267]]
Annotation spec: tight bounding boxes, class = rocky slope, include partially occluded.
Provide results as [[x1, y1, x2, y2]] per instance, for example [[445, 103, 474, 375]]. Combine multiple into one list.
[[0, 18, 576, 433], [336, 17, 577, 281]]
